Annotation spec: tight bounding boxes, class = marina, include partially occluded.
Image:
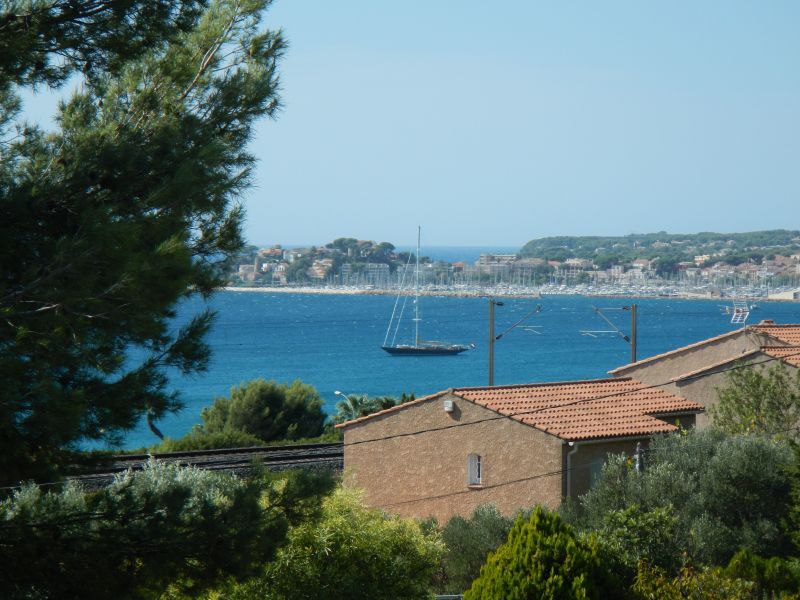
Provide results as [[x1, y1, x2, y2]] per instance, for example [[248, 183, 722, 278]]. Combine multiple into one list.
[[116, 290, 800, 449]]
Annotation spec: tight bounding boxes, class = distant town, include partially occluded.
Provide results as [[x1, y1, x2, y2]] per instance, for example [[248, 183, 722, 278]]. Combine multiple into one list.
[[230, 230, 800, 300]]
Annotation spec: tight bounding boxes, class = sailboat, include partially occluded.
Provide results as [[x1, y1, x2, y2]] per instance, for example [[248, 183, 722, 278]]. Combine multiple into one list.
[[381, 227, 473, 356]]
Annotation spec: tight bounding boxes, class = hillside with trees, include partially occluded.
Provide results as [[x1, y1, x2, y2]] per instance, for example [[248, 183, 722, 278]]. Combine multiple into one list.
[[519, 230, 800, 264]]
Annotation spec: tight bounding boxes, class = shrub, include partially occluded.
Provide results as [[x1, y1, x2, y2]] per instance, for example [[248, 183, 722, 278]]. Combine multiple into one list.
[[226, 487, 444, 600], [464, 507, 625, 600], [199, 379, 326, 442], [574, 429, 794, 569], [0, 461, 333, 599], [437, 504, 515, 594]]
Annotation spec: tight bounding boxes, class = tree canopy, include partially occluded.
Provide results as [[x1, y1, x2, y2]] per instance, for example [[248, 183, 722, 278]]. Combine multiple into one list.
[[464, 507, 624, 600], [197, 379, 327, 443], [710, 362, 800, 441], [571, 429, 795, 569], [0, 0, 284, 484], [225, 487, 444, 600], [0, 462, 334, 599]]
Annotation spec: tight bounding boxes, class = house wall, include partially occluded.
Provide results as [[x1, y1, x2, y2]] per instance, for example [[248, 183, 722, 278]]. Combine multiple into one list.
[[668, 358, 798, 428], [565, 439, 644, 499], [563, 415, 695, 499], [341, 393, 564, 523], [615, 330, 754, 385]]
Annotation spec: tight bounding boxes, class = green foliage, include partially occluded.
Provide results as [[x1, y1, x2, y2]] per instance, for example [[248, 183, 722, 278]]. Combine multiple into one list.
[[0, 0, 286, 484], [574, 429, 794, 570], [224, 486, 444, 600], [464, 507, 625, 600], [0, 461, 334, 599], [725, 549, 800, 598], [331, 392, 415, 424], [519, 230, 800, 262], [436, 504, 516, 594], [632, 564, 755, 600], [595, 505, 682, 577], [198, 379, 326, 443], [151, 429, 265, 452], [710, 362, 800, 441]]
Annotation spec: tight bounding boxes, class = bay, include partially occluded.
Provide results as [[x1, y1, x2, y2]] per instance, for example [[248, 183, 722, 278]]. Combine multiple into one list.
[[119, 292, 800, 449]]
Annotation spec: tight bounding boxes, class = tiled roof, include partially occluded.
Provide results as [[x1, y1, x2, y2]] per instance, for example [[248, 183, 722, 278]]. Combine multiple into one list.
[[750, 324, 800, 345], [453, 378, 702, 442], [609, 322, 800, 374], [669, 345, 800, 382], [669, 351, 761, 382], [608, 329, 745, 374], [760, 346, 800, 367]]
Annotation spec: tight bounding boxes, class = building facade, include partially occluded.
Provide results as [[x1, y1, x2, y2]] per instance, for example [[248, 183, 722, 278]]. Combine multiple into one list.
[[338, 378, 701, 522]]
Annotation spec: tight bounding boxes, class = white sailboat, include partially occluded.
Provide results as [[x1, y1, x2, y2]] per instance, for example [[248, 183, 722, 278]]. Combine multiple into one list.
[[381, 227, 473, 356]]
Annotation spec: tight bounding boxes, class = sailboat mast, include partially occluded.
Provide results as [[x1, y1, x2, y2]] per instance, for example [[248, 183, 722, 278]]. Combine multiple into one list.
[[414, 226, 420, 345]]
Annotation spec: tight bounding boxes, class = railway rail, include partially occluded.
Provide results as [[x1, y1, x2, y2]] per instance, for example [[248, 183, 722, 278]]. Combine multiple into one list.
[[71, 442, 343, 489]]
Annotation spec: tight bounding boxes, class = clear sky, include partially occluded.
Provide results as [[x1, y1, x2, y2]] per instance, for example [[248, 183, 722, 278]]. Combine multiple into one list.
[[20, 1, 800, 249]]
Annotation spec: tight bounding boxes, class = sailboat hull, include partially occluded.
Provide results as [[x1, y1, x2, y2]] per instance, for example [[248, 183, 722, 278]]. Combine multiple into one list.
[[382, 344, 471, 356]]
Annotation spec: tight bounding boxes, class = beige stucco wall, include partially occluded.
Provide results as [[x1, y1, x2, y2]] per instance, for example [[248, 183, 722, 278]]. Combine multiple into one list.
[[566, 414, 695, 499], [341, 394, 698, 522], [668, 358, 798, 428], [615, 329, 761, 387], [341, 393, 564, 523]]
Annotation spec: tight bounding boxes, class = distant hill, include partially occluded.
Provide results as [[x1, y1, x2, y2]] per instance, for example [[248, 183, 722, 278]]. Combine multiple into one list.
[[518, 230, 800, 264]]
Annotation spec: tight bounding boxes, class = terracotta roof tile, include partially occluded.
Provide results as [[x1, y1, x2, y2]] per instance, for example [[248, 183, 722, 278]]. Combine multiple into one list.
[[610, 322, 800, 374], [669, 350, 761, 382], [750, 324, 800, 346], [608, 329, 745, 374], [453, 377, 702, 442], [760, 346, 800, 367]]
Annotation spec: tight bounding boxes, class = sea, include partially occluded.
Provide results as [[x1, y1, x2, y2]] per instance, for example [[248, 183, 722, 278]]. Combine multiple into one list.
[[114, 290, 800, 450]]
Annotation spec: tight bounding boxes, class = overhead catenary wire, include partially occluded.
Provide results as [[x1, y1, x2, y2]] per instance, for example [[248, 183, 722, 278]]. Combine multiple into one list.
[[343, 345, 800, 449]]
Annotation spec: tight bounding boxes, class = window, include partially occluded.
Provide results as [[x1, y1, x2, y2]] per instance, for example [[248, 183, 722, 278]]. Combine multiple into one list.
[[468, 454, 483, 487]]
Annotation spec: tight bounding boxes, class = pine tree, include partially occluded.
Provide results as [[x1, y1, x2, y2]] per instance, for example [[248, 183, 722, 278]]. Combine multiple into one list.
[[0, 0, 285, 483]]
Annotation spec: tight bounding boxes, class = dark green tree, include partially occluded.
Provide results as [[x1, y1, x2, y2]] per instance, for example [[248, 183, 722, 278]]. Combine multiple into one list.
[[198, 379, 327, 443], [464, 507, 624, 600], [436, 504, 515, 595], [574, 429, 794, 570], [710, 362, 800, 441], [225, 487, 444, 600], [0, 0, 285, 484], [0, 461, 334, 599]]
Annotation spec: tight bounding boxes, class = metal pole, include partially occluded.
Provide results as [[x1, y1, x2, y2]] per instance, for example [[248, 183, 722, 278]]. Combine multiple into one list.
[[488, 298, 495, 386], [631, 303, 637, 363]]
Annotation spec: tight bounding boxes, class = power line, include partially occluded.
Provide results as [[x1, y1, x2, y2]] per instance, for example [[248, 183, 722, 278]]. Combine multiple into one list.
[[377, 425, 800, 510], [343, 346, 800, 449]]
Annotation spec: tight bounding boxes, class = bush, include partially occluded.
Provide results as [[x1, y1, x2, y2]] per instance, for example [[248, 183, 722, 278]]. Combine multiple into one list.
[[199, 379, 326, 443], [0, 461, 333, 599], [632, 564, 754, 600], [464, 507, 625, 600], [573, 429, 794, 569], [226, 487, 444, 600], [437, 504, 515, 594], [152, 429, 265, 452]]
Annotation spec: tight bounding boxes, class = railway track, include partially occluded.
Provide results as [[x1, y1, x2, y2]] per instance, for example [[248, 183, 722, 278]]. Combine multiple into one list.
[[71, 442, 343, 488]]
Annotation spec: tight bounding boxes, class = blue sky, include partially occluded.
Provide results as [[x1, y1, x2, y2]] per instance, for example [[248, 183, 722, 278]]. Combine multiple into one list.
[[21, 1, 800, 248]]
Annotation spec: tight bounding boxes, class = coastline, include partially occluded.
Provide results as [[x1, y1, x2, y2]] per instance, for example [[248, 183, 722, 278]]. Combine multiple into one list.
[[222, 285, 790, 302]]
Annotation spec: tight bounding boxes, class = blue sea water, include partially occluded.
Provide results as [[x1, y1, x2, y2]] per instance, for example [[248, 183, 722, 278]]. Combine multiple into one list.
[[118, 292, 800, 449]]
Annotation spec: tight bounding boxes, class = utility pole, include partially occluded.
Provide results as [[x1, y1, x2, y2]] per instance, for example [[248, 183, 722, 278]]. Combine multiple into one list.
[[488, 299, 541, 386], [624, 304, 637, 363], [488, 298, 503, 386]]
